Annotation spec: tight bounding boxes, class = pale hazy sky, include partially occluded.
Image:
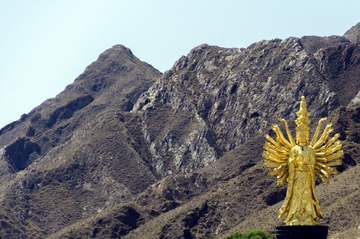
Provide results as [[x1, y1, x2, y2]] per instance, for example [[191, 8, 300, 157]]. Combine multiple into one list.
[[0, 0, 359, 129]]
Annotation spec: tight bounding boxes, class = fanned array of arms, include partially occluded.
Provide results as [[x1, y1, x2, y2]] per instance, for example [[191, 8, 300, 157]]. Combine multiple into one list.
[[263, 118, 294, 186], [312, 118, 343, 183], [263, 118, 343, 185]]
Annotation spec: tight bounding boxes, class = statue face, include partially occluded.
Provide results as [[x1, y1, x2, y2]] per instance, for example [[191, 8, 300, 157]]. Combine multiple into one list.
[[297, 132, 308, 145]]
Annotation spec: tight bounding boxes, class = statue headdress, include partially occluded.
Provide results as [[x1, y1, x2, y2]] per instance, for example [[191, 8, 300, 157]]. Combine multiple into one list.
[[295, 96, 310, 133]]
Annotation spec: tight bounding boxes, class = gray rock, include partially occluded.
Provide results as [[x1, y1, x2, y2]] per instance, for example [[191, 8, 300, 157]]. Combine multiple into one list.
[[344, 22, 360, 42], [132, 38, 341, 177]]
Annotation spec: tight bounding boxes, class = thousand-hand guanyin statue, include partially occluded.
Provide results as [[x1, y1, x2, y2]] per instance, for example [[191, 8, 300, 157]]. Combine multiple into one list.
[[263, 96, 343, 225]]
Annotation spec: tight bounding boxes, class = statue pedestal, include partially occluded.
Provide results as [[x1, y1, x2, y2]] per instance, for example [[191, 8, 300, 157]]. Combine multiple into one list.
[[276, 225, 328, 239]]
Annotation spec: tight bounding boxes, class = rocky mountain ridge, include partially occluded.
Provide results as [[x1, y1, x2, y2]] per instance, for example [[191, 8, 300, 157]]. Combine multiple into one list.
[[0, 45, 162, 237], [132, 37, 343, 178], [0, 23, 359, 238]]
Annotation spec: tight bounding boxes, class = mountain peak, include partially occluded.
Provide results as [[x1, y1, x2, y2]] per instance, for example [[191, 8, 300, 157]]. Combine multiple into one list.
[[344, 22, 360, 42]]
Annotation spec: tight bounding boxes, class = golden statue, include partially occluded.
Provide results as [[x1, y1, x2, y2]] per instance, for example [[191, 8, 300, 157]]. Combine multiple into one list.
[[263, 96, 343, 225]]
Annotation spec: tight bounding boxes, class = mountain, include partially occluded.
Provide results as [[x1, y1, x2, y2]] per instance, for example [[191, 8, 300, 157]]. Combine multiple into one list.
[[344, 22, 360, 43], [0, 23, 360, 238], [0, 45, 162, 238]]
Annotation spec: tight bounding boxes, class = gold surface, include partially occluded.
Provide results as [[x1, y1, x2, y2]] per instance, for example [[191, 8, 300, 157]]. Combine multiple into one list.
[[263, 96, 343, 225]]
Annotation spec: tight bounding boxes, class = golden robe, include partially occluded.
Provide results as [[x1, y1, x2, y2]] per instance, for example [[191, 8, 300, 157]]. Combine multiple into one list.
[[279, 145, 323, 225]]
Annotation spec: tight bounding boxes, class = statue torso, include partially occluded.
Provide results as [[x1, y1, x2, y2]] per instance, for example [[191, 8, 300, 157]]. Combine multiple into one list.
[[290, 145, 315, 172]]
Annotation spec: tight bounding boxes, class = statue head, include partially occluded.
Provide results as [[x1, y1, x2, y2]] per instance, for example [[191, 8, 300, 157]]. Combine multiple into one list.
[[295, 96, 310, 145]]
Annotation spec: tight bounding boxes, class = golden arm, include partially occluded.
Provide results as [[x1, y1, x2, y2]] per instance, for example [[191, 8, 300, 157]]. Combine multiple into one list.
[[271, 124, 293, 149], [313, 123, 333, 149], [310, 117, 327, 147], [278, 118, 295, 146]]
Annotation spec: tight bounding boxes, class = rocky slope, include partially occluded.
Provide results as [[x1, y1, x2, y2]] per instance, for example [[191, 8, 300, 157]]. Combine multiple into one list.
[[344, 22, 360, 43], [0, 45, 162, 238], [0, 23, 360, 238]]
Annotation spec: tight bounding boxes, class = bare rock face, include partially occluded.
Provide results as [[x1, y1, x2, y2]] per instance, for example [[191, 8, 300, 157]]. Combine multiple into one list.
[[348, 90, 360, 107], [344, 22, 360, 42], [314, 41, 360, 106], [132, 38, 340, 177], [132, 77, 218, 177], [300, 35, 350, 53]]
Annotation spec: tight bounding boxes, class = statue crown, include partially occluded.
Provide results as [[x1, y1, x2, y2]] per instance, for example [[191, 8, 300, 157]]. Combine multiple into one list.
[[295, 96, 310, 132]]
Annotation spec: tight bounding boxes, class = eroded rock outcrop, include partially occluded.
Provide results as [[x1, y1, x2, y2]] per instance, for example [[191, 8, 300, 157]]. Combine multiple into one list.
[[344, 22, 360, 43], [133, 38, 342, 177]]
